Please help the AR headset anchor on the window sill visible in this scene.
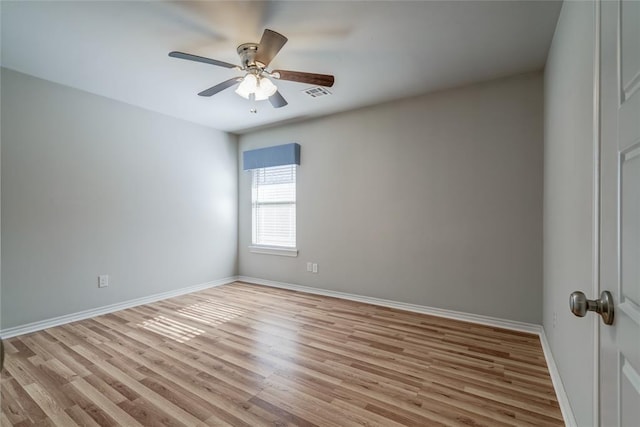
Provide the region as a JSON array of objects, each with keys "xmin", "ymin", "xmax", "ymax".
[{"xmin": 248, "ymin": 245, "xmax": 298, "ymax": 257}]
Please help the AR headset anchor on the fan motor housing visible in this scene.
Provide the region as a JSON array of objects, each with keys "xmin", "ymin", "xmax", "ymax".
[{"xmin": 237, "ymin": 43, "xmax": 263, "ymax": 72}]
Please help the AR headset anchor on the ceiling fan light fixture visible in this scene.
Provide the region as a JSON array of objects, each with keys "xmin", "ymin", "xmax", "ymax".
[
  {"xmin": 235, "ymin": 74, "xmax": 277, "ymax": 101},
  {"xmin": 255, "ymin": 77, "xmax": 278, "ymax": 100},
  {"xmin": 235, "ymin": 74, "xmax": 258, "ymax": 99}
]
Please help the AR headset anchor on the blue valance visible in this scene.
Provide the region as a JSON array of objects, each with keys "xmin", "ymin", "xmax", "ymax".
[{"xmin": 243, "ymin": 143, "xmax": 300, "ymax": 170}]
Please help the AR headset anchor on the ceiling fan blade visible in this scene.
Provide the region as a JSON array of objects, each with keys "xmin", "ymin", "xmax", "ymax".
[
  {"xmin": 255, "ymin": 29, "xmax": 288, "ymax": 67},
  {"xmin": 273, "ymin": 70, "xmax": 334, "ymax": 87},
  {"xmin": 269, "ymin": 91, "xmax": 288, "ymax": 108},
  {"xmin": 169, "ymin": 51, "xmax": 238, "ymax": 69},
  {"xmin": 197, "ymin": 77, "xmax": 242, "ymax": 97}
]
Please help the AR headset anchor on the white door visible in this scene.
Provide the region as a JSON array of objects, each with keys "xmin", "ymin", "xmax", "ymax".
[{"xmin": 599, "ymin": 0, "xmax": 640, "ymax": 425}]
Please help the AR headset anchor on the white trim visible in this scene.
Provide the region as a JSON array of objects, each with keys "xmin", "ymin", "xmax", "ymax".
[
  {"xmin": 622, "ymin": 69, "xmax": 640, "ymax": 100},
  {"xmin": 248, "ymin": 245, "xmax": 298, "ymax": 257},
  {"xmin": 592, "ymin": 0, "xmax": 602, "ymax": 424},
  {"xmin": 238, "ymin": 276, "xmax": 540, "ymax": 333},
  {"xmin": 623, "ymin": 143, "xmax": 640, "ymax": 161},
  {"xmin": 0, "ymin": 276, "xmax": 239, "ymax": 339},
  {"xmin": 0, "ymin": 274, "xmax": 578, "ymax": 425},
  {"xmin": 239, "ymin": 275, "xmax": 577, "ymax": 425},
  {"xmin": 540, "ymin": 327, "xmax": 579, "ymax": 427},
  {"xmin": 622, "ymin": 358, "xmax": 640, "ymax": 396},
  {"xmin": 619, "ymin": 300, "xmax": 640, "ymax": 325}
]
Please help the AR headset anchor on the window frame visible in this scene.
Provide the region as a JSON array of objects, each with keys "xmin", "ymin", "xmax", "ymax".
[{"xmin": 249, "ymin": 164, "xmax": 298, "ymax": 257}]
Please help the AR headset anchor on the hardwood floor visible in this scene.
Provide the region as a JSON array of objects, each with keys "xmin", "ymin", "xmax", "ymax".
[{"xmin": 1, "ymin": 282, "xmax": 563, "ymax": 426}]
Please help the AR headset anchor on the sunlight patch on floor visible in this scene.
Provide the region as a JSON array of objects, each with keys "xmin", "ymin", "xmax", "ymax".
[
  {"xmin": 139, "ymin": 315, "xmax": 205, "ymax": 343},
  {"xmin": 177, "ymin": 299, "xmax": 245, "ymax": 326}
]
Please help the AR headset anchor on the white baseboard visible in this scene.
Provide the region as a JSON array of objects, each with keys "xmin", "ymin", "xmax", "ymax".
[
  {"xmin": 0, "ymin": 273, "xmax": 577, "ymax": 426},
  {"xmin": 239, "ymin": 275, "xmax": 576, "ymax": 426},
  {"xmin": 238, "ymin": 276, "xmax": 541, "ymax": 333},
  {"xmin": 539, "ymin": 327, "xmax": 578, "ymax": 427},
  {"xmin": 0, "ymin": 276, "xmax": 239, "ymax": 339}
]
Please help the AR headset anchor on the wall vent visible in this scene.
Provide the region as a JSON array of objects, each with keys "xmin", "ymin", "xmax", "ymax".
[{"xmin": 303, "ymin": 87, "xmax": 332, "ymax": 98}]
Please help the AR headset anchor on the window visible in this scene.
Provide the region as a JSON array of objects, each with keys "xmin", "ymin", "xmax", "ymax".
[
  {"xmin": 243, "ymin": 142, "xmax": 299, "ymax": 256},
  {"xmin": 251, "ymin": 164, "xmax": 296, "ymax": 248}
]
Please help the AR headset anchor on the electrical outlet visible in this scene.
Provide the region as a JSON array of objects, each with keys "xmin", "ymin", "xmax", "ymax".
[
  {"xmin": 307, "ymin": 262, "xmax": 313, "ymax": 272},
  {"xmin": 98, "ymin": 275, "xmax": 109, "ymax": 288},
  {"xmin": 312, "ymin": 263, "xmax": 318, "ymax": 273}
]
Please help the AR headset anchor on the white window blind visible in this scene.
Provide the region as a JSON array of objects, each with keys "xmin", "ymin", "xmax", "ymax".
[{"xmin": 252, "ymin": 164, "xmax": 296, "ymax": 248}]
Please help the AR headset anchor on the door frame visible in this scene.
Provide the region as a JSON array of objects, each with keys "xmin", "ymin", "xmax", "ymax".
[{"xmin": 591, "ymin": 0, "xmax": 602, "ymax": 424}]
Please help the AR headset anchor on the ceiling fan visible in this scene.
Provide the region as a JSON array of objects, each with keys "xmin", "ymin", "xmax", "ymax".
[{"xmin": 169, "ymin": 29, "xmax": 335, "ymax": 109}]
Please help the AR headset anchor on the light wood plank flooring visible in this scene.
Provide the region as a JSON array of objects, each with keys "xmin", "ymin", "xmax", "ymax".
[{"xmin": 1, "ymin": 282, "xmax": 563, "ymax": 426}]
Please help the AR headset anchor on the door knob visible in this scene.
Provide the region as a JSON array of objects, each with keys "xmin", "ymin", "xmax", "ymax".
[{"xmin": 569, "ymin": 291, "xmax": 614, "ymax": 325}]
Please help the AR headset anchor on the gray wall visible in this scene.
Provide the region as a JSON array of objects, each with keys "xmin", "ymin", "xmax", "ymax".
[
  {"xmin": 239, "ymin": 72, "xmax": 544, "ymax": 324},
  {"xmin": 543, "ymin": 1, "xmax": 596, "ymax": 425},
  {"xmin": 1, "ymin": 68, "xmax": 238, "ymax": 330}
]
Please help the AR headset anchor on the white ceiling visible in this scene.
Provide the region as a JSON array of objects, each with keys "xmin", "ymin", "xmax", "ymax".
[{"xmin": 1, "ymin": 1, "xmax": 562, "ymax": 134}]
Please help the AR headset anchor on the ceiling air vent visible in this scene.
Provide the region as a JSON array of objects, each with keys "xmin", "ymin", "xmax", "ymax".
[{"xmin": 303, "ymin": 87, "xmax": 332, "ymax": 98}]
